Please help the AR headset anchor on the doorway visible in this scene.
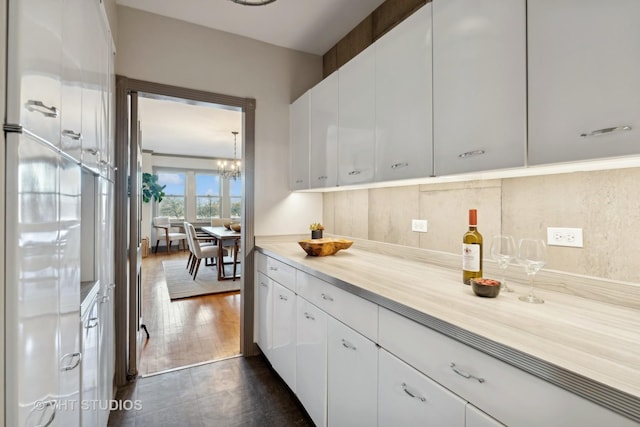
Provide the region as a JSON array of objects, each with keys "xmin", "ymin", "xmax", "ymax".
[{"xmin": 113, "ymin": 77, "xmax": 257, "ymax": 385}]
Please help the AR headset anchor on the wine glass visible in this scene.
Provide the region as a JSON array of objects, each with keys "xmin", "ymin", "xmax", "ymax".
[
  {"xmin": 490, "ymin": 235, "xmax": 516, "ymax": 292},
  {"xmin": 516, "ymin": 238, "xmax": 547, "ymax": 304}
]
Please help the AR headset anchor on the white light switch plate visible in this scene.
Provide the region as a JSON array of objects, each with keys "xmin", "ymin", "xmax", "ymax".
[
  {"xmin": 412, "ymin": 219, "xmax": 428, "ymax": 233},
  {"xmin": 547, "ymin": 227, "xmax": 583, "ymax": 247}
]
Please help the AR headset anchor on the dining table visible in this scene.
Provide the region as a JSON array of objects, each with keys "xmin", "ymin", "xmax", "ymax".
[{"xmin": 201, "ymin": 226, "xmax": 241, "ymax": 281}]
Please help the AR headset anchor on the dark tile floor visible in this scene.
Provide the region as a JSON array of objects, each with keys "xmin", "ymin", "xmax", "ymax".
[{"xmin": 107, "ymin": 355, "xmax": 314, "ymax": 427}]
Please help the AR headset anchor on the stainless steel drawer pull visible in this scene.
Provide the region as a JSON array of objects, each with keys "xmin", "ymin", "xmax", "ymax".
[
  {"xmin": 260, "ymin": 282, "xmax": 268, "ymax": 288},
  {"xmin": 348, "ymin": 170, "xmax": 361, "ymax": 176},
  {"xmin": 84, "ymin": 148, "xmax": 99, "ymax": 156},
  {"xmin": 458, "ymin": 149, "xmax": 486, "ymax": 159},
  {"xmin": 401, "ymin": 382, "xmax": 426, "ymax": 402},
  {"xmin": 60, "ymin": 352, "xmax": 82, "ymax": 371},
  {"xmin": 580, "ymin": 126, "xmax": 631, "ymax": 138},
  {"xmin": 62, "ymin": 129, "xmax": 82, "ymax": 140},
  {"xmin": 341, "ymin": 339, "xmax": 356, "ymax": 351},
  {"xmin": 321, "ymin": 293, "xmax": 334, "ymax": 302},
  {"xmin": 304, "ymin": 312, "xmax": 315, "ymax": 321},
  {"xmin": 318, "ymin": 176, "xmax": 328, "ymax": 180},
  {"xmin": 25, "ymin": 99, "xmax": 58, "ymax": 118},
  {"xmin": 450, "ymin": 362, "xmax": 485, "ymax": 383},
  {"xmin": 391, "ymin": 162, "xmax": 409, "ymax": 169},
  {"xmin": 295, "ymin": 179, "xmax": 304, "ymax": 184},
  {"xmin": 269, "ymin": 266, "xmax": 278, "ymax": 271},
  {"xmin": 279, "ymin": 294, "xmax": 288, "ymax": 301}
]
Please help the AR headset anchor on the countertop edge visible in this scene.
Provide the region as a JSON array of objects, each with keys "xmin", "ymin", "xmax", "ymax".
[{"xmin": 256, "ymin": 245, "xmax": 640, "ymax": 423}]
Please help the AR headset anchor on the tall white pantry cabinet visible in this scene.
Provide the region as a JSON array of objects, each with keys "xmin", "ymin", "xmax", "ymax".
[{"xmin": 3, "ymin": 0, "xmax": 116, "ymax": 426}]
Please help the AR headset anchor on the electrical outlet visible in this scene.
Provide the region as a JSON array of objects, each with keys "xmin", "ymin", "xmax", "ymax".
[
  {"xmin": 412, "ymin": 219, "xmax": 428, "ymax": 233},
  {"xmin": 547, "ymin": 227, "xmax": 583, "ymax": 248}
]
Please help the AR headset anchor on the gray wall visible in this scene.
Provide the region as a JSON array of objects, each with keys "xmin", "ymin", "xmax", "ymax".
[{"xmin": 115, "ymin": 6, "xmax": 324, "ymax": 235}]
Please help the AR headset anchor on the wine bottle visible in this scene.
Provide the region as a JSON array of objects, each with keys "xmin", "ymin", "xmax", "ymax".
[{"xmin": 462, "ymin": 209, "xmax": 483, "ymax": 285}]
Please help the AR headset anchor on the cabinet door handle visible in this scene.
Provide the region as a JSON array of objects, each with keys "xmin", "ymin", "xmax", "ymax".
[
  {"xmin": 580, "ymin": 125, "xmax": 631, "ymax": 138},
  {"xmin": 269, "ymin": 266, "xmax": 278, "ymax": 271},
  {"xmin": 317, "ymin": 176, "xmax": 328, "ymax": 180},
  {"xmin": 401, "ymin": 382, "xmax": 426, "ymax": 402},
  {"xmin": 348, "ymin": 169, "xmax": 361, "ymax": 176},
  {"xmin": 321, "ymin": 293, "xmax": 334, "ymax": 302},
  {"xmin": 450, "ymin": 362, "xmax": 485, "ymax": 383},
  {"xmin": 458, "ymin": 149, "xmax": 486, "ymax": 159},
  {"xmin": 84, "ymin": 148, "xmax": 100, "ymax": 156},
  {"xmin": 25, "ymin": 99, "xmax": 58, "ymax": 118},
  {"xmin": 30, "ymin": 399, "xmax": 56, "ymax": 427},
  {"xmin": 62, "ymin": 129, "xmax": 82, "ymax": 140},
  {"xmin": 60, "ymin": 352, "xmax": 82, "ymax": 371},
  {"xmin": 86, "ymin": 317, "xmax": 99, "ymax": 329},
  {"xmin": 304, "ymin": 312, "xmax": 315, "ymax": 321},
  {"xmin": 391, "ymin": 162, "xmax": 409, "ymax": 169},
  {"xmin": 279, "ymin": 294, "xmax": 288, "ymax": 301},
  {"xmin": 100, "ymin": 294, "xmax": 110, "ymax": 303},
  {"xmin": 341, "ymin": 339, "xmax": 356, "ymax": 351},
  {"xmin": 295, "ymin": 179, "xmax": 304, "ymax": 184},
  {"xmin": 260, "ymin": 281, "xmax": 269, "ymax": 288}
]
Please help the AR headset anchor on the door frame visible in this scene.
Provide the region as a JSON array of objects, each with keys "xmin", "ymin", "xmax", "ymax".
[{"xmin": 114, "ymin": 76, "xmax": 257, "ymax": 386}]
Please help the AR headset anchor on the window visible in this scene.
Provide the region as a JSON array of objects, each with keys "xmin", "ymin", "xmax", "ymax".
[
  {"xmin": 196, "ymin": 173, "xmax": 221, "ymax": 219},
  {"xmin": 157, "ymin": 171, "xmax": 186, "ymax": 219},
  {"xmin": 230, "ymin": 178, "xmax": 242, "ymax": 218}
]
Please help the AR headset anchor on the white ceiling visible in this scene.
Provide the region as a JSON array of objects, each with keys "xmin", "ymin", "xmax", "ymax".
[
  {"xmin": 122, "ymin": 0, "xmax": 386, "ymax": 159},
  {"xmin": 116, "ymin": 0, "xmax": 386, "ymax": 55},
  {"xmin": 138, "ymin": 95, "xmax": 243, "ymax": 159}
]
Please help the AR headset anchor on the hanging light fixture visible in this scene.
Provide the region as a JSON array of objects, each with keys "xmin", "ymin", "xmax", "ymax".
[
  {"xmin": 228, "ymin": 0, "xmax": 278, "ymax": 6},
  {"xmin": 218, "ymin": 131, "xmax": 242, "ymax": 181}
]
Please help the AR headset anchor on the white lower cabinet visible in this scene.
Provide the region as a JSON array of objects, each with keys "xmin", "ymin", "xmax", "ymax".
[
  {"xmin": 271, "ymin": 281, "xmax": 297, "ymax": 392},
  {"xmin": 296, "ymin": 297, "xmax": 328, "ymax": 427},
  {"xmin": 466, "ymin": 404, "xmax": 504, "ymax": 427},
  {"xmin": 81, "ymin": 294, "xmax": 100, "ymax": 427},
  {"xmin": 256, "ymin": 272, "xmax": 273, "ymax": 359},
  {"xmin": 378, "ymin": 349, "xmax": 465, "ymax": 426},
  {"xmin": 378, "ymin": 307, "xmax": 637, "ymax": 427},
  {"xmin": 327, "ymin": 317, "xmax": 378, "ymax": 427}
]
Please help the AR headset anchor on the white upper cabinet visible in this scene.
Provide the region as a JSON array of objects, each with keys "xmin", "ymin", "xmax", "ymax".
[
  {"xmin": 433, "ymin": 0, "xmax": 526, "ymax": 175},
  {"xmin": 339, "ymin": 44, "xmax": 376, "ymax": 185},
  {"xmin": 60, "ymin": 0, "xmax": 85, "ymax": 163},
  {"xmin": 310, "ymin": 72, "xmax": 339, "ymax": 188},
  {"xmin": 6, "ymin": 0, "xmax": 63, "ymax": 144},
  {"xmin": 527, "ymin": 0, "xmax": 640, "ymax": 165},
  {"xmin": 375, "ymin": 5, "xmax": 434, "ymax": 182},
  {"xmin": 290, "ymin": 91, "xmax": 311, "ymax": 190}
]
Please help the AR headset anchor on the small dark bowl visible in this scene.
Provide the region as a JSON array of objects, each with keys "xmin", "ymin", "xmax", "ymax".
[{"xmin": 471, "ymin": 278, "xmax": 501, "ymax": 298}]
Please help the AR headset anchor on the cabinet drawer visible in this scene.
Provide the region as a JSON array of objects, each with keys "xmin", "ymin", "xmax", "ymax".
[
  {"xmin": 379, "ymin": 307, "xmax": 635, "ymax": 427},
  {"xmin": 297, "ymin": 271, "xmax": 377, "ymax": 341},
  {"xmin": 379, "ymin": 349, "xmax": 465, "ymax": 427},
  {"xmin": 263, "ymin": 256, "xmax": 296, "ymax": 291}
]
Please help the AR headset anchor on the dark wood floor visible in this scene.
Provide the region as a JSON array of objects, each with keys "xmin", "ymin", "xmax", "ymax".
[
  {"xmin": 139, "ymin": 249, "xmax": 241, "ymax": 375},
  {"xmin": 108, "ymin": 355, "xmax": 314, "ymax": 427}
]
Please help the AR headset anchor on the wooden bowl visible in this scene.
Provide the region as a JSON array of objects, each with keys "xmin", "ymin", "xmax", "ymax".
[
  {"xmin": 471, "ymin": 278, "xmax": 501, "ymax": 298},
  {"xmin": 298, "ymin": 238, "xmax": 353, "ymax": 257},
  {"xmin": 231, "ymin": 223, "xmax": 241, "ymax": 232}
]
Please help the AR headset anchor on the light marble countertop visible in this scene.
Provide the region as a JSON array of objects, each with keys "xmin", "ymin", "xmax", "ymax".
[{"xmin": 256, "ymin": 235, "xmax": 640, "ymax": 422}]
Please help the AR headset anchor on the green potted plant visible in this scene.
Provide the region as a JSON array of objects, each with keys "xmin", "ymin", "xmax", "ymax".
[
  {"xmin": 142, "ymin": 172, "xmax": 166, "ymax": 203},
  {"xmin": 310, "ymin": 222, "xmax": 324, "ymax": 239}
]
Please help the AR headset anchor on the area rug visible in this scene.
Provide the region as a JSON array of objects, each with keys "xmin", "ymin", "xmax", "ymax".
[{"xmin": 162, "ymin": 259, "xmax": 241, "ymax": 300}]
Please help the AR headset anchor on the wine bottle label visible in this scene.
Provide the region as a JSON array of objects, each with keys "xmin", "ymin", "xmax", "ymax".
[{"xmin": 462, "ymin": 243, "xmax": 480, "ymax": 272}]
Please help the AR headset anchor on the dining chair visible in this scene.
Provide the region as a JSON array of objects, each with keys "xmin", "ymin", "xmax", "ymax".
[
  {"xmin": 184, "ymin": 222, "xmax": 220, "ymax": 280},
  {"xmin": 153, "ymin": 216, "xmax": 187, "ymax": 253},
  {"xmin": 183, "ymin": 222, "xmax": 215, "ymax": 271},
  {"xmin": 232, "ymin": 238, "xmax": 241, "ymax": 281}
]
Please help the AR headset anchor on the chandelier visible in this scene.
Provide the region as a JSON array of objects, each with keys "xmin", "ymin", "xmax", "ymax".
[
  {"xmin": 228, "ymin": 0, "xmax": 278, "ymax": 5},
  {"xmin": 218, "ymin": 131, "xmax": 241, "ymax": 181}
]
